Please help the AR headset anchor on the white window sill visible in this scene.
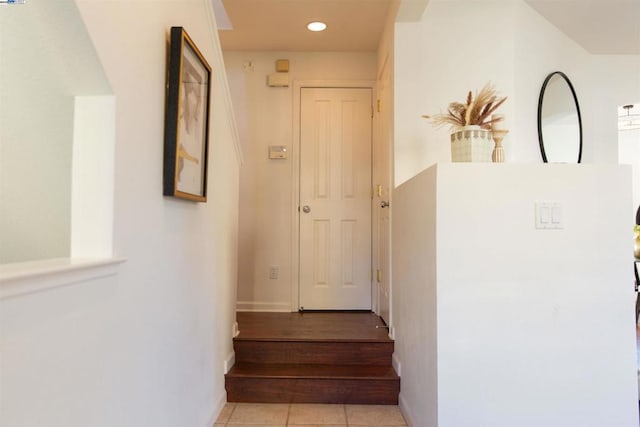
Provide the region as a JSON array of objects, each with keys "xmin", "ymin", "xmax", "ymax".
[{"xmin": 0, "ymin": 257, "xmax": 126, "ymax": 300}]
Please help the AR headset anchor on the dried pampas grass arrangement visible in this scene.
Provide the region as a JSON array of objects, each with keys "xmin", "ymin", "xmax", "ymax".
[{"xmin": 423, "ymin": 83, "xmax": 507, "ymax": 131}]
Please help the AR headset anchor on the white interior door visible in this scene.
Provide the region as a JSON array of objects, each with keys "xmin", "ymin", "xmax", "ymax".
[{"xmin": 299, "ymin": 87, "xmax": 372, "ymax": 310}]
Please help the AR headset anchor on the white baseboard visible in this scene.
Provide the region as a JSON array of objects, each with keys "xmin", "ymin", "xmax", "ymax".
[
  {"xmin": 236, "ymin": 301, "xmax": 291, "ymax": 312},
  {"xmin": 205, "ymin": 390, "xmax": 227, "ymax": 427},
  {"xmin": 392, "ymin": 353, "xmax": 402, "ymax": 377},
  {"xmin": 398, "ymin": 393, "xmax": 415, "ymax": 427},
  {"xmin": 232, "ymin": 321, "xmax": 239, "ymax": 338},
  {"xmin": 224, "ymin": 351, "xmax": 235, "ymax": 374}
]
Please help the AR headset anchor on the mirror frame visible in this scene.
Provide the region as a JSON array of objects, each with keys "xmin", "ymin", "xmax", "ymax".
[{"xmin": 537, "ymin": 71, "xmax": 583, "ymax": 163}]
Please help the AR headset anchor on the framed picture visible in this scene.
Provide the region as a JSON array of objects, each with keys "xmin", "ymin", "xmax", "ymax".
[{"xmin": 163, "ymin": 26, "xmax": 212, "ymax": 202}]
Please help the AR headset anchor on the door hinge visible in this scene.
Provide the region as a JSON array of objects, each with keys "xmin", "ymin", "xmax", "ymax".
[
  {"xmin": 371, "ymin": 105, "xmax": 374, "ymax": 118},
  {"xmin": 377, "ymin": 99, "xmax": 381, "ymax": 113},
  {"xmin": 376, "ymin": 269, "xmax": 382, "ymax": 283}
]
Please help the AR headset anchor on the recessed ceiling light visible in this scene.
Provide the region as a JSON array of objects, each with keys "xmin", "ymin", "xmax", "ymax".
[{"xmin": 307, "ymin": 21, "xmax": 327, "ymax": 32}]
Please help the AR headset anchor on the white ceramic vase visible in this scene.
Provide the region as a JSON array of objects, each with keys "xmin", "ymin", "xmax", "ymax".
[{"xmin": 450, "ymin": 125, "xmax": 493, "ymax": 162}]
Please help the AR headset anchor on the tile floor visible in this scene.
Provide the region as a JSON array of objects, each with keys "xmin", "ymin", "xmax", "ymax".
[{"xmin": 214, "ymin": 403, "xmax": 407, "ymax": 426}]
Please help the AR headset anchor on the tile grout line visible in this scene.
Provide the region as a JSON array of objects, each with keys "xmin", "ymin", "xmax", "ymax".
[
  {"xmin": 286, "ymin": 402, "xmax": 291, "ymax": 426},
  {"xmin": 224, "ymin": 402, "xmax": 235, "ymax": 426},
  {"xmin": 344, "ymin": 404, "xmax": 349, "ymax": 427}
]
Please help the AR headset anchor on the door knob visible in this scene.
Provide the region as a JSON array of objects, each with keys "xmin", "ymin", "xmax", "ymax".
[
  {"xmin": 302, "ymin": 205, "xmax": 311, "ymax": 213},
  {"xmin": 380, "ymin": 201, "xmax": 390, "ymax": 208}
]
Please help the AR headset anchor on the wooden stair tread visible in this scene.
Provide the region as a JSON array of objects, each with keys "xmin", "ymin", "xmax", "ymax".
[
  {"xmin": 234, "ymin": 337, "xmax": 392, "ymax": 343},
  {"xmin": 227, "ymin": 363, "xmax": 399, "ymax": 380},
  {"xmin": 236, "ymin": 312, "xmax": 391, "ymax": 341}
]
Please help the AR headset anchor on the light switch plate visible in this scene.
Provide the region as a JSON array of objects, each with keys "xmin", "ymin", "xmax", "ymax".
[{"xmin": 536, "ymin": 202, "xmax": 563, "ymax": 229}]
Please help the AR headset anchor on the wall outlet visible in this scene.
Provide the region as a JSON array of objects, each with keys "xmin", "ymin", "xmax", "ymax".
[{"xmin": 269, "ymin": 266, "xmax": 279, "ymax": 279}]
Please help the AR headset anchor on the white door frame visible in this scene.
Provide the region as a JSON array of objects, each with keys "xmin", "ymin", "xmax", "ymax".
[
  {"xmin": 373, "ymin": 53, "xmax": 394, "ymax": 327},
  {"xmin": 291, "ymin": 79, "xmax": 376, "ymax": 311}
]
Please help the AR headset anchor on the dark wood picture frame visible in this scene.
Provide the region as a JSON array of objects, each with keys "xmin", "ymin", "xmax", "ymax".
[{"xmin": 163, "ymin": 26, "xmax": 212, "ymax": 202}]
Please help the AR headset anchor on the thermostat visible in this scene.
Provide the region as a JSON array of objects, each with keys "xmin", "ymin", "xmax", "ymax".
[
  {"xmin": 269, "ymin": 145, "xmax": 288, "ymax": 159},
  {"xmin": 267, "ymin": 73, "xmax": 289, "ymax": 87}
]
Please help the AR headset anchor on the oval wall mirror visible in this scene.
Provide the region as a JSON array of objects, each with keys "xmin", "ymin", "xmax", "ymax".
[{"xmin": 537, "ymin": 71, "xmax": 583, "ymax": 163}]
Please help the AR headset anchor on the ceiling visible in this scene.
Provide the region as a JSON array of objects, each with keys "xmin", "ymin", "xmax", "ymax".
[
  {"xmin": 524, "ymin": 0, "xmax": 640, "ymax": 55},
  {"xmin": 216, "ymin": 0, "xmax": 640, "ymax": 55},
  {"xmin": 217, "ymin": 0, "xmax": 395, "ymax": 52}
]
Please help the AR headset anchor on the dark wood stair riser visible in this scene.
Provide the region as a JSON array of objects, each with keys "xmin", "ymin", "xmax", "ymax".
[
  {"xmin": 226, "ymin": 377, "xmax": 399, "ymax": 405},
  {"xmin": 225, "ymin": 312, "xmax": 400, "ymax": 405},
  {"xmin": 234, "ymin": 340, "xmax": 394, "ymax": 365}
]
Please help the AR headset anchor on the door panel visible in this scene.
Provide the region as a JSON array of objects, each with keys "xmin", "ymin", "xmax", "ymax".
[{"xmin": 299, "ymin": 87, "xmax": 372, "ymax": 310}]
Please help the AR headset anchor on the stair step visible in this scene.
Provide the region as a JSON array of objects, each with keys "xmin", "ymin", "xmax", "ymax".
[
  {"xmin": 225, "ymin": 363, "xmax": 400, "ymax": 404},
  {"xmin": 226, "ymin": 312, "xmax": 400, "ymax": 405},
  {"xmin": 234, "ymin": 340, "xmax": 394, "ymax": 365},
  {"xmin": 228, "ymin": 363, "xmax": 399, "ymax": 379}
]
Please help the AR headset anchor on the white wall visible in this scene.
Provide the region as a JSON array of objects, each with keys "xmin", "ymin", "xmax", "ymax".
[
  {"xmin": 594, "ymin": 55, "xmax": 640, "ymax": 216},
  {"xmin": 393, "ymin": 163, "xmax": 638, "ymax": 427},
  {"xmin": 392, "ymin": 2, "xmax": 640, "ymax": 425},
  {"xmin": 391, "ymin": 166, "xmax": 437, "ymax": 427},
  {"xmin": 512, "ymin": 2, "xmax": 640, "ymax": 166},
  {"xmin": 0, "ymin": 0, "xmax": 111, "ymax": 263},
  {"xmin": 619, "ymin": 128, "xmax": 640, "ymax": 214},
  {"xmin": 394, "ymin": 0, "xmax": 640, "ymax": 185},
  {"xmin": 224, "ymin": 51, "xmax": 377, "ymax": 311},
  {"xmin": 591, "ymin": 56, "xmax": 640, "ymax": 165},
  {"xmin": 394, "ymin": 0, "xmax": 516, "ymax": 185},
  {"xmin": 511, "ymin": 0, "xmax": 592, "ymax": 163},
  {"xmin": 0, "ymin": 1, "xmax": 241, "ymax": 426}
]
